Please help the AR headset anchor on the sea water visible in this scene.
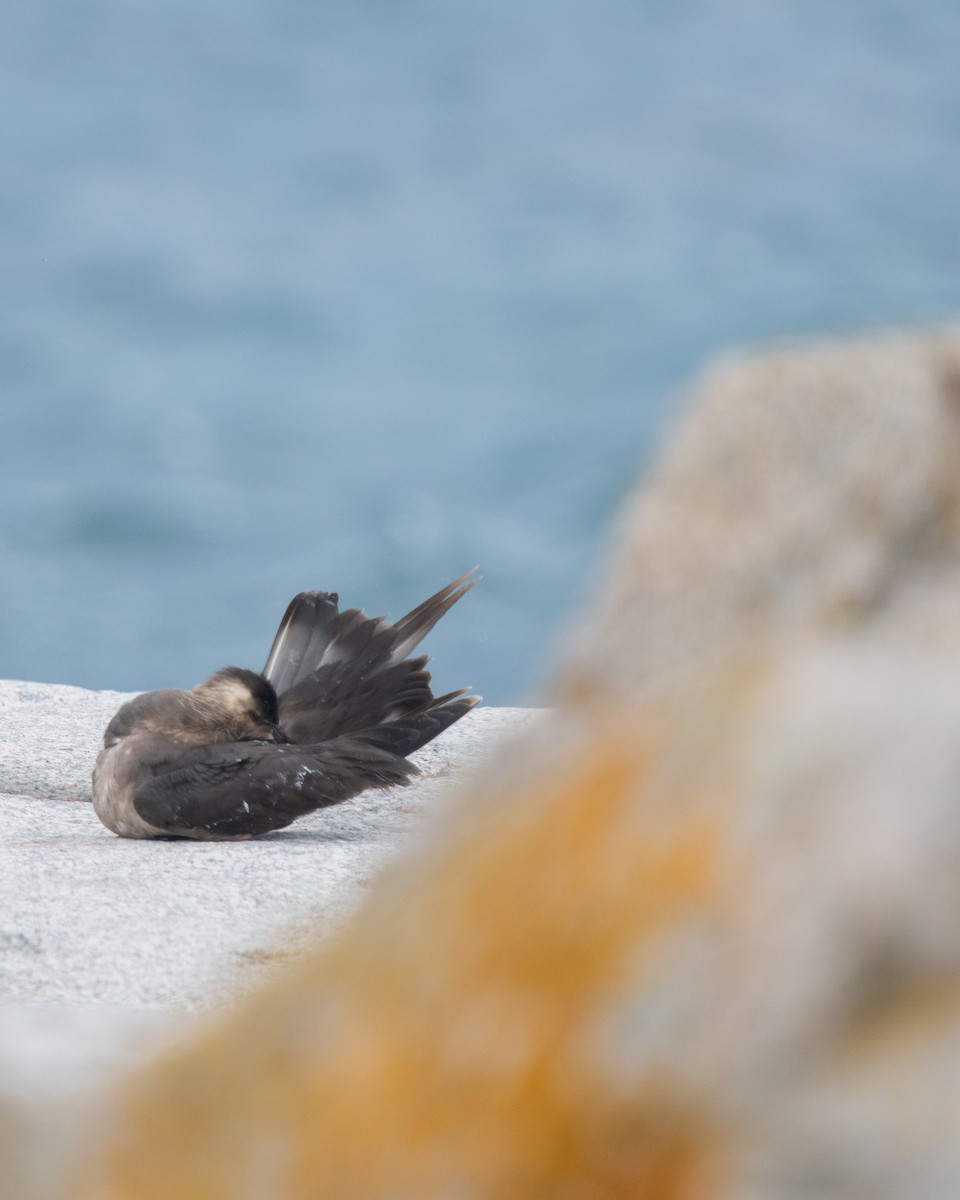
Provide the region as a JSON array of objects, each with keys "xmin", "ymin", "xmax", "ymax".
[{"xmin": 1, "ymin": 0, "xmax": 959, "ymax": 703}]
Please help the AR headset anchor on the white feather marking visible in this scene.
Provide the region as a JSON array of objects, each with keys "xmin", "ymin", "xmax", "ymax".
[{"xmin": 293, "ymin": 764, "xmax": 314, "ymax": 792}]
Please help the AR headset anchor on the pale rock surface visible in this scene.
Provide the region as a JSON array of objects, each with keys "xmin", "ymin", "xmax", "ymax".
[
  {"xmin": 0, "ymin": 683, "xmax": 536, "ymax": 1199},
  {"xmin": 0, "ymin": 683, "xmax": 534, "ymax": 1009}
]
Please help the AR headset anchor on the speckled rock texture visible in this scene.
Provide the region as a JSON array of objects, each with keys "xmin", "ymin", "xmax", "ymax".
[
  {"xmin": 20, "ymin": 324, "xmax": 960, "ymax": 1199},
  {"xmin": 0, "ymin": 683, "xmax": 536, "ymax": 1200},
  {"xmin": 0, "ymin": 680, "xmax": 533, "ymax": 1010}
]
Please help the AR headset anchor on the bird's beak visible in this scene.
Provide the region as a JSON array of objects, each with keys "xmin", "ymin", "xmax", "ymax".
[{"xmin": 270, "ymin": 723, "xmax": 290, "ymax": 744}]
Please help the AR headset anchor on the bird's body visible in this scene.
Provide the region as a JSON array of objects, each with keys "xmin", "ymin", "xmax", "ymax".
[{"xmin": 92, "ymin": 571, "xmax": 479, "ymax": 840}]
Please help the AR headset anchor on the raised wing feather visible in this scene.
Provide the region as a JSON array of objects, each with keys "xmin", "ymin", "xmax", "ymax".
[
  {"xmin": 261, "ymin": 590, "xmax": 342, "ymax": 695},
  {"xmin": 262, "ymin": 569, "xmax": 478, "ymax": 696},
  {"xmin": 262, "ymin": 570, "xmax": 480, "ymax": 747}
]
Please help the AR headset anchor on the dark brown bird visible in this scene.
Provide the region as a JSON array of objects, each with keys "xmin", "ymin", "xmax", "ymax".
[{"xmin": 92, "ymin": 570, "xmax": 479, "ymax": 840}]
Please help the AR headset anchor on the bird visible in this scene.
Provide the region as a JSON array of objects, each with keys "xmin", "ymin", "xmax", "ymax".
[{"xmin": 92, "ymin": 570, "xmax": 480, "ymax": 840}]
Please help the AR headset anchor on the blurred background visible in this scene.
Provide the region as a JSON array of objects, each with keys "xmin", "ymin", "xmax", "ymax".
[{"xmin": 1, "ymin": 0, "xmax": 959, "ymax": 704}]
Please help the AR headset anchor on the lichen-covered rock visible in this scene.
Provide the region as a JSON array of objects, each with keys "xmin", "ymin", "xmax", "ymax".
[
  {"xmin": 75, "ymin": 325, "xmax": 960, "ymax": 1200},
  {"xmin": 556, "ymin": 324, "xmax": 960, "ymax": 701}
]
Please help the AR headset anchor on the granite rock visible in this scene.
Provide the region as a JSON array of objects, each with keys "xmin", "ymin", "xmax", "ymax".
[
  {"xmin": 0, "ymin": 680, "xmax": 129, "ymax": 803},
  {"xmin": 0, "ymin": 685, "xmax": 535, "ymax": 1199},
  {"xmin": 0, "ymin": 685, "xmax": 534, "ymax": 1010}
]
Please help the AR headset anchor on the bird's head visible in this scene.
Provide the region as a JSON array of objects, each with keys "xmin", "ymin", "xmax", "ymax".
[{"xmin": 192, "ymin": 668, "xmax": 289, "ymax": 743}]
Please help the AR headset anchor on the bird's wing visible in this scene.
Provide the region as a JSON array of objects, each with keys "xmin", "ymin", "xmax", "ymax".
[
  {"xmin": 341, "ymin": 691, "xmax": 481, "ymax": 759},
  {"xmin": 261, "ymin": 590, "xmax": 342, "ymax": 695},
  {"xmin": 383, "ymin": 568, "xmax": 480, "ymax": 662},
  {"xmin": 263, "ymin": 569, "xmax": 480, "ymax": 744},
  {"xmin": 262, "ymin": 569, "xmax": 479, "ymax": 696},
  {"xmin": 131, "ymin": 738, "xmax": 416, "ymax": 839}
]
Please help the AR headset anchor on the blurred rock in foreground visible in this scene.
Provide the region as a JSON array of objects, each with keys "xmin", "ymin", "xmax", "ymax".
[{"xmin": 75, "ymin": 325, "xmax": 960, "ymax": 1200}]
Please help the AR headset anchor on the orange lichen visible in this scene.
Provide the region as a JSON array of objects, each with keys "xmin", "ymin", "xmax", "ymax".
[{"xmin": 77, "ymin": 724, "xmax": 729, "ymax": 1200}]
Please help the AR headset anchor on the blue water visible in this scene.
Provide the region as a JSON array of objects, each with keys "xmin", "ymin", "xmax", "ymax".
[{"xmin": 2, "ymin": 1, "xmax": 960, "ymax": 703}]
